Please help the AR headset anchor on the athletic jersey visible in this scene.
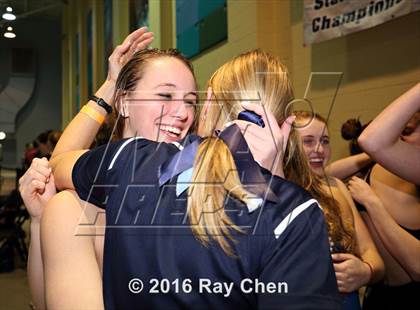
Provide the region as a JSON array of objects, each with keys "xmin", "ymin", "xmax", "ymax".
[{"xmin": 72, "ymin": 135, "xmax": 341, "ymax": 309}]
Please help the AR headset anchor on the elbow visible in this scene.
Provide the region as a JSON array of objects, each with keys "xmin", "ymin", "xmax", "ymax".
[
  {"xmin": 364, "ymin": 250, "xmax": 385, "ymax": 284},
  {"xmin": 412, "ymin": 274, "xmax": 420, "ymax": 282},
  {"xmin": 397, "ymin": 253, "xmax": 420, "ymax": 281},
  {"xmin": 373, "ymin": 260, "xmax": 385, "ymax": 284},
  {"xmin": 49, "ymin": 155, "xmax": 70, "ymax": 191},
  {"xmin": 49, "ymin": 156, "xmax": 59, "ymax": 172},
  {"xmin": 54, "ymin": 181, "xmax": 65, "ymax": 192},
  {"xmin": 410, "ymin": 266, "xmax": 420, "ymax": 282},
  {"xmin": 358, "ymin": 134, "xmax": 376, "ymax": 154},
  {"xmin": 53, "ymin": 172, "xmax": 67, "ymax": 192},
  {"xmin": 368, "ymin": 256, "xmax": 385, "ymax": 284},
  {"xmin": 50, "ymin": 165, "xmax": 69, "ymax": 191}
]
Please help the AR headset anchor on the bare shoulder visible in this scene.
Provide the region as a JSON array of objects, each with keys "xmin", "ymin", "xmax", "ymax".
[
  {"xmin": 371, "ymin": 164, "xmax": 400, "ymax": 186},
  {"xmin": 41, "ymin": 190, "xmax": 88, "ymax": 231},
  {"xmin": 324, "ymin": 176, "xmax": 350, "ymax": 196},
  {"xmin": 322, "ymin": 176, "xmax": 354, "ymax": 220},
  {"xmin": 371, "ymin": 164, "xmax": 420, "ymax": 229},
  {"xmin": 43, "ymin": 190, "xmax": 80, "ymax": 213},
  {"xmin": 332, "ymin": 177, "xmax": 349, "ymax": 192},
  {"xmin": 371, "ymin": 164, "xmax": 418, "ymax": 195}
]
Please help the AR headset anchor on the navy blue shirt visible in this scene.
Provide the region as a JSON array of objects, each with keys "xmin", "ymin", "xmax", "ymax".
[{"xmin": 73, "ymin": 136, "xmax": 341, "ymax": 309}]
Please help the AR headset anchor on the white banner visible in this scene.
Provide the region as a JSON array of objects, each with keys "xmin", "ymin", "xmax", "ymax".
[{"xmin": 304, "ymin": 0, "xmax": 420, "ymax": 45}]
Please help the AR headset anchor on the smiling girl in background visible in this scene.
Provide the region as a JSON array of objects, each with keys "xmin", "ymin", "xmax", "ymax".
[{"xmin": 295, "ymin": 111, "xmax": 384, "ymax": 310}]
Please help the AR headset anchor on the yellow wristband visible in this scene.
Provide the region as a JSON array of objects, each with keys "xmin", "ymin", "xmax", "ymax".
[{"xmin": 81, "ymin": 105, "xmax": 106, "ymax": 125}]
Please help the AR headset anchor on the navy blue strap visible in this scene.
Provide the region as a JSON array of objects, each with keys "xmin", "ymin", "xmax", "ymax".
[
  {"xmin": 218, "ymin": 125, "xmax": 278, "ymax": 202},
  {"xmin": 238, "ymin": 110, "xmax": 265, "ymax": 128},
  {"xmin": 158, "ymin": 125, "xmax": 279, "ymax": 203},
  {"xmin": 158, "ymin": 138, "xmax": 201, "ymax": 186}
]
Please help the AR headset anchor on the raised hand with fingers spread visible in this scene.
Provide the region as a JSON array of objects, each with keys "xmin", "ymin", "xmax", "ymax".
[{"xmin": 107, "ymin": 27, "xmax": 154, "ymax": 83}]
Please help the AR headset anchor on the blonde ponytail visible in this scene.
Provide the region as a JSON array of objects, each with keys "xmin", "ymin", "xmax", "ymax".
[
  {"xmin": 192, "ymin": 49, "xmax": 356, "ymax": 256},
  {"xmin": 188, "ymin": 137, "xmax": 251, "ymax": 256}
]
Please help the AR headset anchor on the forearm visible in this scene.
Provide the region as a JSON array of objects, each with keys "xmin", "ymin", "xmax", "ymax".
[
  {"xmin": 28, "ymin": 220, "xmax": 45, "ymax": 310},
  {"xmin": 365, "ymin": 198, "xmax": 420, "ymax": 281},
  {"xmin": 359, "ymin": 83, "xmax": 420, "ymax": 153},
  {"xmin": 360, "ymin": 249, "xmax": 385, "ymax": 284},
  {"xmin": 52, "ymin": 80, "xmax": 115, "ymax": 158},
  {"xmin": 50, "ymin": 150, "xmax": 87, "ymax": 190},
  {"xmin": 349, "ymin": 198, "xmax": 385, "ymax": 285},
  {"xmin": 326, "ymin": 153, "xmax": 371, "ymax": 179}
]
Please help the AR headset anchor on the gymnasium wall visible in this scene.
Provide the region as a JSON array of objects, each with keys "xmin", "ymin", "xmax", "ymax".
[{"xmin": 61, "ymin": 0, "xmax": 420, "ymax": 160}]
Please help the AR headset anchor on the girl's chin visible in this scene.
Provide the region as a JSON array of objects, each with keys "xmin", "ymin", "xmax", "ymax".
[{"xmin": 309, "ymin": 164, "xmax": 326, "ymax": 176}]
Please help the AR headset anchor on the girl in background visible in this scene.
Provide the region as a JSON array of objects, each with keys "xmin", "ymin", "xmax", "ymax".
[
  {"xmin": 295, "ymin": 111, "xmax": 384, "ymax": 310},
  {"xmin": 349, "ymin": 84, "xmax": 420, "ymax": 309}
]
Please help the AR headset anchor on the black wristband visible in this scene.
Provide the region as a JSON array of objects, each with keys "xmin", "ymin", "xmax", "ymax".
[{"xmin": 89, "ymin": 95, "xmax": 113, "ymax": 114}]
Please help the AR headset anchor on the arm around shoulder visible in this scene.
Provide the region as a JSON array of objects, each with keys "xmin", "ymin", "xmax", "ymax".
[{"xmin": 50, "ymin": 150, "xmax": 88, "ymax": 191}]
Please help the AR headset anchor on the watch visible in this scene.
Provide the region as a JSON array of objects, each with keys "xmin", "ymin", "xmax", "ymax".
[{"xmin": 89, "ymin": 95, "xmax": 113, "ymax": 114}]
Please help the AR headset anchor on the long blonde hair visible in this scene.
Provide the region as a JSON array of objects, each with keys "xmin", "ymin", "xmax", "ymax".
[
  {"xmin": 189, "ymin": 50, "xmax": 349, "ymax": 255},
  {"xmin": 294, "ymin": 111, "xmax": 357, "ymax": 254},
  {"xmin": 188, "ymin": 137, "xmax": 252, "ymax": 256}
]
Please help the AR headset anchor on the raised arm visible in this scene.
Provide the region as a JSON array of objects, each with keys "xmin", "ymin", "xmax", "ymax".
[
  {"xmin": 325, "ymin": 152, "xmax": 372, "ymax": 180},
  {"xmin": 18, "ymin": 158, "xmax": 56, "ymax": 310},
  {"xmin": 358, "ymin": 84, "xmax": 420, "ymax": 184},
  {"xmin": 231, "ymin": 101, "xmax": 295, "ymax": 178},
  {"xmin": 349, "ymin": 176, "xmax": 420, "ymax": 281},
  {"xmin": 51, "ymin": 28, "xmax": 152, "ymax": 187},
  {"xmin": 52, "ymin": 27, "xmax": 153, "ymax": 158},
  {"xmin": 19, "ymin": 27, "xmax": 152, "ymax": 310}
]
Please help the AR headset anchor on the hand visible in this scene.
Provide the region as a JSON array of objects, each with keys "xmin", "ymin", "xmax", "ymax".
[
  {"xmin": 231, "ymin": 102, "xmax": 295, "ymax": 177},
  {"xmin": 332, "ymin": 253, "xmax": 371, "ymax": 293},
  {"xmin": 107, "ymin": 27, "xmax": 154, "ymax": 83},
  {"xmin": 348, "ymin": 176, "xmax": 381, "ymax": 206},
  {"xmin": 18, "ymin": 158, "xmax": 56, "ymax": 222}
]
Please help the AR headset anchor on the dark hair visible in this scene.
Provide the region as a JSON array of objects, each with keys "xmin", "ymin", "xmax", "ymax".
[
  {"xmin": 341, "ymin": 118, "xmax": 370, "ymax": 155},
  {"xmin": 110, "ymin": 48, "xmax": 197, "ymax": 139},
  {"xmin": 91, "ymin": 123, "xmax": 113, "ymax": 148},
  {"xmin": 341, "ymin": 118, "xmax": 362, "ymax": 140},
  {"xmin": 47, "ymin": 130, "xmax": 62, "ymax": 149},
  {"xmin": 36, "ymin": 130, "xmax": 52, "ymax": 145}
]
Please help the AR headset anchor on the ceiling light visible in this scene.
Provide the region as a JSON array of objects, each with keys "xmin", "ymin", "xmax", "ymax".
[
  {"xmin": 2, "ymin": 6, "xmax": 16, "ymax": 21},
  {"xmin": 0, "ymin": 131, "xmax": 6, "ymax": 140},
  {"xmin": 4, "ymin": 26, "xmax": 16, "ymax": 38}
]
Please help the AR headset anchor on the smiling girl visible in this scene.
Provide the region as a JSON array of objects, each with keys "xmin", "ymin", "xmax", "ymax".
[{"xmin": 295, "ymin": 111, "xmax": 384, "ymax": 310}]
